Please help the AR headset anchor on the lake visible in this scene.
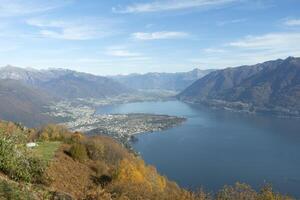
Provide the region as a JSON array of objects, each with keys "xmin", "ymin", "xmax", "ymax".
[{"xmin": 97, "ymin": 101, "xmax": 300, "ymax": 197}]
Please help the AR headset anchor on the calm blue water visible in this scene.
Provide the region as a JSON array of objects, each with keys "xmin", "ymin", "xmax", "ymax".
[{"xmin": 97, "ymin": 101, "xmax": 300, "ymax": 197}]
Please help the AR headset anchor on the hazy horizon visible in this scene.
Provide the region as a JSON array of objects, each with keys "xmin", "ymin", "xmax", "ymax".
[
  {"xmin": 0, "ymin": 0, "xmax": 300, "ymax": 75},
  {"xmin": 1, "ymin": 55, "xmax": 298, "ymax": 76}
]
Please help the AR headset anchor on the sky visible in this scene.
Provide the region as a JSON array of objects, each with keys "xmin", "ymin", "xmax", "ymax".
[{"xmin": 0, "ymin": 0, "xmax": 300, "ymax": 75}]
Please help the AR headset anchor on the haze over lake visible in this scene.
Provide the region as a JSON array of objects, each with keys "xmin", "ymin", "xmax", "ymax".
[{"xmin": 98, "ymin": 101, "xmax": 300, "ymax": 197}]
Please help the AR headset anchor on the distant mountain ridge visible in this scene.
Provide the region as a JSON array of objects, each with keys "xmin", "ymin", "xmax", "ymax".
[
  {"xmin": 0, "ymin": 66, "xmax": 132, "ymax": 99},
  {"xmin": 0, "ymin": 66, "xmax": 132, "ymax": 126},
  {"xmin": 178, "ymin": 57, "xmax": 300, "ymax": 116},
  {"xmin": 111, "ymin": 68, "xmax": 215, "ymax": 91}
]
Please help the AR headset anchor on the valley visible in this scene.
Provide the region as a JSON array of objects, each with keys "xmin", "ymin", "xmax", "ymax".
[
  {"xmin": 1, "ymin": 57, "xmax": 300, "ymax": 199},
  {"xmin": 1, "ymin": 1, "xmax": 299, "ymax": 199}
]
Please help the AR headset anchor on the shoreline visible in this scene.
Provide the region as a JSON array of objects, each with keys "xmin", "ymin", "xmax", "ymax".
[{"xmin": 181, "ymin": 99, "xmax": 300, "ymax": 119}]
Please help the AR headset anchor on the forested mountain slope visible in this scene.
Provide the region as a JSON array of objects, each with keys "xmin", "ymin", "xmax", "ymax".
[{"xmin": 178, "ymin": 57, "xmax": 300, "ymax": 116}]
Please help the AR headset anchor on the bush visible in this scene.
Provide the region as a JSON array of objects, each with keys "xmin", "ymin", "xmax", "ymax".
[
  {"xmin": 0, "ymin": 130, "xmax": 46, "ymax": 183},
  {"xmin": 38, "ymin": 124, "xmax": 71, "ymax": 142},
  {"xmin": 0, "ymin": 180, "xmax": 33, "ymax": 200},
  {"xmin": 85, "ymin": 136, "xmax": 129, "ymax": 165},
  {"xmin": 86, "ymin": 140, "xmax": 105, "ymax": 161},
  {"xmin": 258, "ymin": 184, "xmax": 294, "ymax": 200},
  {"xmin": 90, "ymin": 161, "xmax": 109, "ymax": 176},
  {"xmin": 92, "ymin": 175, "xmax": 112, "ymax": 187},
  {"xmin": 69, "ymin": 143, "xmax": 88, "ymax": 162},
  {"xmin": 96, "ymin": 136, "xmax": 129, "ymax": 165},
  {"xmin": 27, "ymin": 157, "xmax": 47, "ymax": 184},
  {"xmin": 71, "ymin": 132, "xmax": 84, "ymax": 143},
  {"xmin": 216, "ymin": 183, "xmax": 257, "ymax": 200}
]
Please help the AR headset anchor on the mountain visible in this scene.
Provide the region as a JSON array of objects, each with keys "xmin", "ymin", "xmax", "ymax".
[
  {"xmin": 0, "ymin": 79, "xmax": 55, "ymax": 127},
  {"xmin": 111, "ymin": 68, "xmax": 214, "ymax": 91},
  {"xmin": 0, "ymin": 66, "xmax": 132, "ymax": 126},
  {"xmin": 0, "ymin": 66, "xmax": 132, "ymax": 99},
  {"xmin": 0, "ymin": 65, "xmax": 64, "ymax": 84},
  {"xmin": 38, "ymin": 70, "xmax": 132, "ymax": 99},
  {"xmin": 178, "ymin": 57, "xmax": 300, "ymax": 116}
]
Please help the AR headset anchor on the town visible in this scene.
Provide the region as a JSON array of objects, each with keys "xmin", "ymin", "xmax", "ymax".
[{"xmin": 46, "ymin": 99, "xmax": 186, "ymax": 146}]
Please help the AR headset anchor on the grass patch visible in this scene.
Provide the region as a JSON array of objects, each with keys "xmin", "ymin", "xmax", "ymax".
[{"xmin": 33, "ymin": 142, "xmax": 61, "ymax": 162}]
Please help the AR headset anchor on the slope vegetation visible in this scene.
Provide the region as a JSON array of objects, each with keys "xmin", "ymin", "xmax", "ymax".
[{"xmin": 0, "ymin": 121, "xmax": 294, "ymax": 200}]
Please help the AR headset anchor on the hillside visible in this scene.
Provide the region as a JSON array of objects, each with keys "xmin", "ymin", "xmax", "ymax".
[
  {"xmin": 178, "ymin": 57, "xmax": 300, "ymax": 116},
  {"xmin": 111, "ymin": 69, "xmax": 214, "ymax": 91},
  {"xmin": 0, "ymin": 121, "xmax": 294, "ymax": 200},
  {"xmin": 0, "ymin": 80, "xmax": 55, "ymax": 127},
  {"xmin": 0, "ymin": 66, "xmax": 132, "ymax": 99}
]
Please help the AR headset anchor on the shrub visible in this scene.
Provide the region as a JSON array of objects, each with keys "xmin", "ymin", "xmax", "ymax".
[
  {"xmin": 69, "ymin": 143, "xmax": 88, "ymax": 162},
  {"xmin": 27, "ymin": 156, "xmax": 47, "ymax": 184},
  {"xmin": 38, "ymin": 124, "xmax": 71, "ymax": 142},
  {"xmin": 216, "ymin": 183, "xmax": 257, "ymax": 200},
  {"xmin": 86, "ymin": 140, "xmax": 105, "ymax": 161},
  {"xmin": 0, "ymin": 130, "xmax": 46, "ymax": 183},
  {"xmin": 26, "ymin": 129, "xmax": 39, "ymax": 142},
  {"xmin": 90, "ymin": 161, "xmax": 109, "ymax": 176},
  {"xmin": 0, "ymin": 180, "xmax": 33, "ymax": 200},
  {"xmin": 258, "ymin": 184, "xmax": 294, "ymax": 200},
  {"xmin": 84, "ymin": 136, "xmax": 129, "ymax": 165},
  {"xmin": 71, "ymin": 132, "xmax": 84, "ymax": 143},
  {"xmin": 92, "ymin": 175, "xmax": 112, "ymax": 187},
  {"xmin": 97, "ymin": 136, "xmax": 129, "ymax": 165},
  {"xmin": 39, "ymin": 132, "xmax": 49, "ymax": 141}
]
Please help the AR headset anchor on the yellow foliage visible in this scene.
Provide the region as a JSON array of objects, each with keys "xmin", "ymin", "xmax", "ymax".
[
  {"xmin": 117, "ymin": 159, "xmax": 145, "ymax": 184},
  {"xmin": 71, "ymin": 132, "xmax": 84, "ymax": 143},
  {"xmin": 157, "ymin": 176, "xmax": 167, "ymax": 191},
  {"xmin": 116, "ymin": 157, "xmax": 167, "ymax": 195},
  {"xmin": 40, "ymin": 132, "xmax": 49, "ymax": 141},
  {"xmin": 38, "ymin": 124, "xmax": 71, "ymax": 141}
]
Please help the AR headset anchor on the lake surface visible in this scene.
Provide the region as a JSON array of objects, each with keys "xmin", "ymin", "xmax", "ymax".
[{"xmin": 97, "ymin": 101, "xmax": 300, "ymax": 197}]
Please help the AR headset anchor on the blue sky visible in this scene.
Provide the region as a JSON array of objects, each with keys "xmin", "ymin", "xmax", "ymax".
[{"xmin": 0, "ymin": 0, "xmax": 300, "ymax": 75}]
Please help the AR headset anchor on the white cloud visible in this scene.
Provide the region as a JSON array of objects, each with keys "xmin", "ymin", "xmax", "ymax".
[
  {"xmin": 216, "ymin": 18, "xmax": 246, "ymax": 26},
  {"xmin": 105, "ymin": 46, "xmax": 150, "ymax": 61},
  {"xmin": 106, "ymin": 49, "xmax": 141, "ymax": 57},
  {"xmin": 113, "ymin": 0, "xmax": 238, "ymax": 13},
  {"xmin": 0, "ymin": 0, "xmax": 70, "ymax": 17},
  {"xmin": 132, "ymin": 31, "xmax": 189, "ymax": 40},
  {"xmin": 26, "ymin": 18, "xmax": 117, "ymax": 40},
  {"xmin": 228, "ymin": 32, "xmax": 300, "ymax": 50},
  {"xmin": 191, "ymin": 32, "xmax": 300, "ymax": 69},
  {"xmin": 284, "ymin": 19, "xmax": 300, "ymax": 26},
  {"xmin": 203, "ymin": 48, "xmax": 227, "ymax": 53}
]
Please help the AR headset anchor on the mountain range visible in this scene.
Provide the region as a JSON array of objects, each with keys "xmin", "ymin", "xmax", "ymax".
[
  {"xmin": 111, "ymin": 68, "xmax": 214, "ymax": 91},
  {"xmin": 0, "ymin": 66, "xmax": 133, "ymax": 126},
  {"xmin": 1, "ymin": 56, "xmax": 300, "ymax": 126},
  {"xmin": 178, "ymin": 57, "xmax": 300, "ymax": 116},
  {"xmin": 0, "ymin": 66, "xmax": 132, "ymax": 99},
  {"xmin": 0, "ymin": 66, "xmax": 213, "ymax": 126}
]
